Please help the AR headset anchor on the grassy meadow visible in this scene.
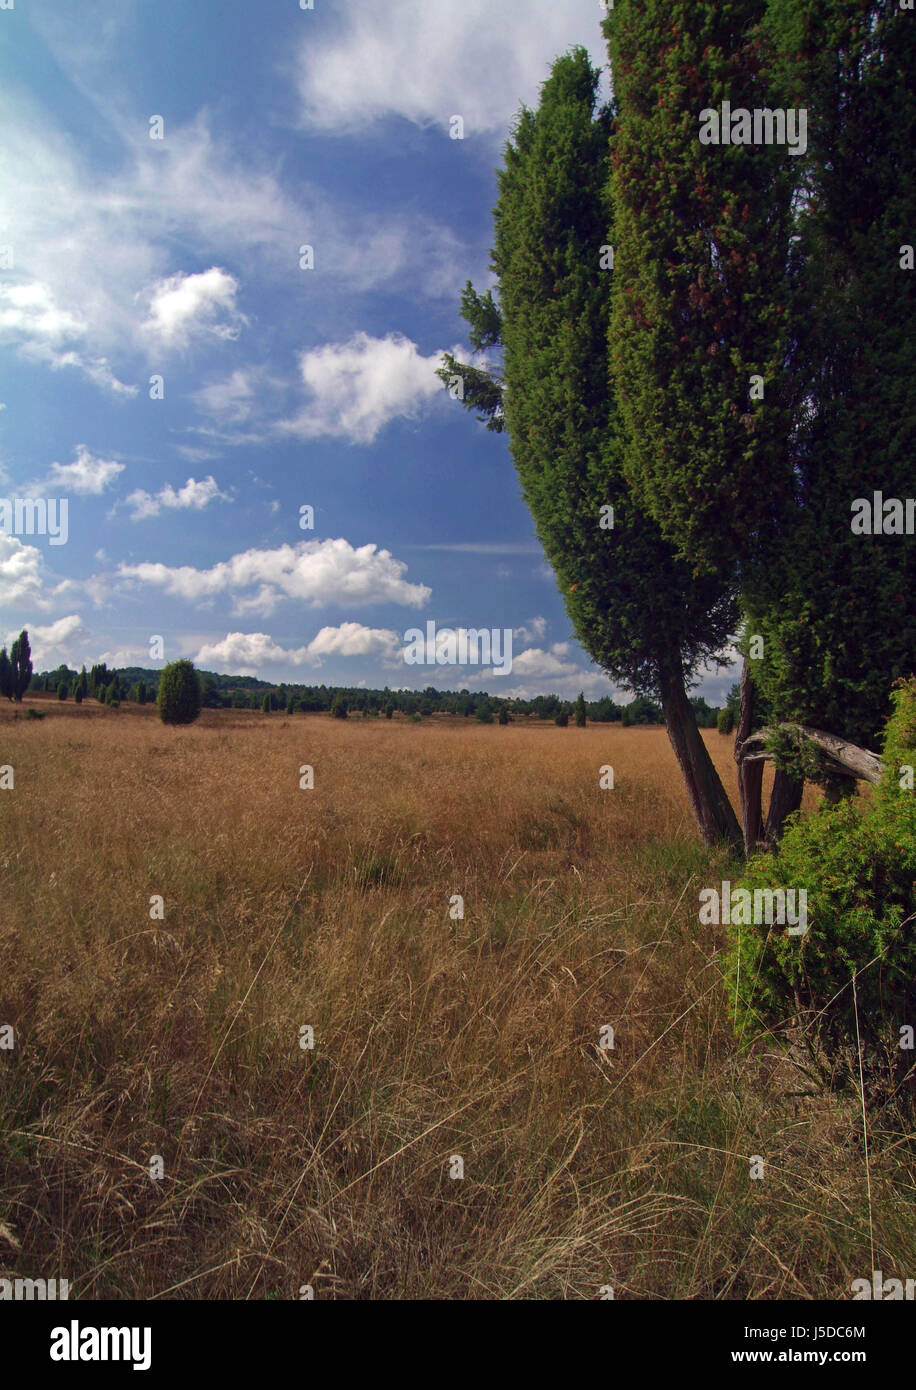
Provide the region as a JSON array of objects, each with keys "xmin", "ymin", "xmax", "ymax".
[{"xmin": 1, "ymin": 698, "xmax": 913, "ymax": 1300}]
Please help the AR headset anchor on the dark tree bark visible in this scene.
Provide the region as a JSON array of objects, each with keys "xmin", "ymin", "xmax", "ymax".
[
  {"xmin": 764, "ymin": 769, "xmax": 804, "ymax": 844},
  {"xmin": 734, "ymin": 661, "xmax": 764, "ymax": 856},
  {"xmin": 659, "ymin": 666, "xmax": 743, "ymax": 852},
  {"xmin": 737, "ymin": 723, "xmax": 882, "ymax": 847}
]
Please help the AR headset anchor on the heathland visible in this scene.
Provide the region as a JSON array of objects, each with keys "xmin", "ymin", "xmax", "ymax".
[{"xmin": 1, "ymin": 700, "xmax": 911, "ymax": 1299}]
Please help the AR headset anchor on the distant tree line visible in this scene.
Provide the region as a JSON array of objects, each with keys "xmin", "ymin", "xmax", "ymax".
[{"xmin": 21, "ymin": 653, "xmax": 729, "ymax": 725}]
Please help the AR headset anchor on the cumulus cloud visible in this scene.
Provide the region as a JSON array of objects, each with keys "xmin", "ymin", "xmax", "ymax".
[
  {"xmin": 0, "ymin": 534, "xmax": 51, "ymax": 608},
  {"xmin": 117, "ymin": 538, "xmax": 431, "ymax": 616},
  {"xmin": 44, "ymin": 444, "xmax": 125, "ymax": 495},
  {"xmin": 296, "ymin": 0, "xmax": 608, "ymax": 135},
  {"xmin": 124, "ymin": 475, "xmax": 231, "ymax": 522},
  {"xmin": 306, "ymin": 622, "xmax": 402, "ymax": 662},
  {"xmin": 142, "ymin": 267, "xmax": 245, "ymax": 348},
  {"xmin": 193, "ymin": 631, "xmax": 312, "ymax": 675},
  {"xmin": 194, "ymin": 622, "xmax": 402, "ymax": 676},
  {"xmin": 279, "ymin": 332, "xmax": 451, "ymax": 445},
  {"xmin": 13, "ymin": 613, "xmax": 86, "ymax": 662}
]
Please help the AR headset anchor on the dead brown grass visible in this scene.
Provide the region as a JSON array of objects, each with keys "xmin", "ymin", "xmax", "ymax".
[{"xmin": 0, "ymin": 706, "xmax": 912, "ymax": 1299}]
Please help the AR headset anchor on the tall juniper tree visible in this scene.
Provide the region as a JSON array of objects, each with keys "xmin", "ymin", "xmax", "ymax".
[
  {"xmin": 742, "ymin": 0, "xmax": 916, "ymax": 796},
  {"xmin": 440, "ymin": 50, "xmax": 742, "ymax": 849},
  {"xmin": 9, "ymin": 630, "xmax": 32, "ymax": 703}
]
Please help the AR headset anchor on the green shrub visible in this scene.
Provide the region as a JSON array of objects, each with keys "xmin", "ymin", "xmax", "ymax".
[
  {"xmin": 555, "ymin": 712, "xmax": 569, "ymax": 728},
  {"xmin": 57, "ymin": 682, "xmax": 68, "ymax": 701},
  {"xmin": 156, "ymin": 660, "xmax": 202, "ymax": 726},
  {"xmin": 25, "ymin": 707, "xmax": 45, "ymax": 720},
  {"xmin": 330, "ymin": 696, "xmax": 348, "ymax": 720},
  {"xmin": 716, "ymin": 707, "xmax": 734, "ymax": 735},
  {"xmin": 726, "ymin": 679, "xmax": 916, "ymax": 1101}
]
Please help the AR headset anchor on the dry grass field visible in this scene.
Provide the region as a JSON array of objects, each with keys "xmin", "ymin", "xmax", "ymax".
[{"xmin": 1, "ymin": 701, "xmax": 912, "ymax": 1299}]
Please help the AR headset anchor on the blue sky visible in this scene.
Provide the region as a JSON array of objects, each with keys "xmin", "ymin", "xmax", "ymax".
[{"xmin": 0, "ymin": 0, "xmax": 736, "ymax": 703}]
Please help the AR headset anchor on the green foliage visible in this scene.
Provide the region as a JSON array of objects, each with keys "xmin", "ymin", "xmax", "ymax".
[
  {"xmin": 727, "ymin": 681, "xmax": 916, "ymax": 1099},
  {"xmin": 498, "ymin": 708, "xmax": 510, "ymax": 726},
  {"xmin": 555, "ymin": 711, "xmax": 569, "ymax": 728},
  {"xmin": 330, "ymin": 696, "xmax": 348, "ymax": 720},
  {"xmin": 622, "ymin": 696, "xmax": 664, "ymax": 725},
  {"xmin": 741, "ymin": 1, "xmax": 916, "ymax": 752},
  {"xmin": 9, "ymin": 630, "xmax": 32, "ymax": 703},
  {"xmin": 156, "ymin": 660, "xmax": 203, "ymax": 726},
  {"xmin": 574, "ymin": 692, "xmax": 587, "ymax": 728},
  {"xmin": 24, "ymin": 707, "xmax": 45, "ymax": 720},
  {"xmin": 0, "ymin": 647, "xmax": 13, "ymax": 701},
  {"xmin": 606, "ymin": 0, "xmax": 798, "ymax": 590},
  {"xmin": 74, "ymin": 687, "xmax": 83, "ymax": 705},
  {"xmin": 717, "ymin": 707, "xmax": 735, "ymax": 735},
  {"xmin": 261, "ymin": 693, "xmax": 272, "ymax": 714},
  {"xmin": 490, "ymin": 49, "xmax": 737, "ymax": 698},
  {"xmin": 57, "ymin": 682, "xmax": 68, "ymax": 701}
]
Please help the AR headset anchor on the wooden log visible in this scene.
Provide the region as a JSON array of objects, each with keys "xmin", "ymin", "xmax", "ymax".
[{"xmin": 737, "ymin": 724, "xmax": 884, "ymax": 785}]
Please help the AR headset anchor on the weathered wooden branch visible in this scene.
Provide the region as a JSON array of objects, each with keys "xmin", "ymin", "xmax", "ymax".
[{"xmin": 737, "ymin": 724, "xmax": 884, "ymax": 785}]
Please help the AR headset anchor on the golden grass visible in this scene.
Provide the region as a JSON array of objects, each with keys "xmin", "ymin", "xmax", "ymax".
[{"xmin": 0, "ymin": 705, "xmax": 912, "ymax": 1299}]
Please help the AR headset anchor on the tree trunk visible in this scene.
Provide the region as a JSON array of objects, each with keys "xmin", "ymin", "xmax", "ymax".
[
  {"xmin": 734, "ymin": 660, "xmax": 764, "ymax": 856},
  {"xmin": 764, "ymin": 768, "xmax": 804, "ymax": 845},
  {"xmin": 659, "ymin": 667, "xmax": 743, "ymax": 852}
]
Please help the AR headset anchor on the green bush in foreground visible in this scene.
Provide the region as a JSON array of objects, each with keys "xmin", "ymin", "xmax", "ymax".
[
  {"xmin": 156, "ymin": 660, "xmax": 202, "ymax": 726},
  {"xmin": 727, "ymin": 680, "xmax": 916, "ymax": 1101}
]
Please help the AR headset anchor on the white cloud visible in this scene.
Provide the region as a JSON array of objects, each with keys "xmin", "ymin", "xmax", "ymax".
[
  {"xmin": 15, "ymin": 613, "xmax": 86, "ymax": 662},
  {"xmin": 191, "ymin": 367, "xmax": 261, "ymax": 425},
  {"xmin": 296, "ymin": 0, "xmax": 608, "ymax": 136},
  {"xmin": 307, "ymin": 622, "xmax": 401, "ymax": 661},
  {"xmin": 45, "ymin": 444, "xmax": 125, "ymax": 495},
  {"xmin": 509, "ymin": 647, "xmax": 580, "ymax": 680},
  {"xmin": 280, "ymin": 332, "xmax": 450, "ymax": 445},
  {"xmin": 142, "ymin": 267, "xmax": 245, "ymax": 349},
  {"xmin": 124, "ymin": 475, "xmax": 231, "ymax": 521},
  {"xmin": 0, "ymin": 281, "xmax": 137, "ymax": 395},
  {"xmin": 0, "ymin": 534, "xmax": 50, "ymax": 608},
  {"xmin": 194, "ymin": 621, "xmax": 403, "ymax": 676},
  {"xmin": 514, "ymin": 616, "xmax": 548, "ymax": 644},
  {"xmin": 193, "ymin": 631, "xmax": 312, "ymax": 676},
  {"xmin": 117, "ymin": 537, "xmax": 431, "ymax": 615}
]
